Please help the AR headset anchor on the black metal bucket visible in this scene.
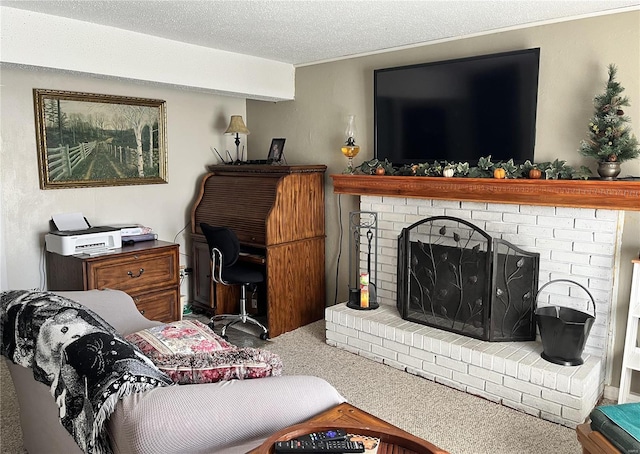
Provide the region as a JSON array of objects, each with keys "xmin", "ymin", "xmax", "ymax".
[{"xmin": 535, "ymin": 279, "xmax": 596, "ymax": 366}]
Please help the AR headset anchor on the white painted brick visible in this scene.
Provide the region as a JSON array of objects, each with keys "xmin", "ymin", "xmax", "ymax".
[
  {"xmin": 554, "ymin": 229, "xmax": 594, "ymax": 242},
  {"xmin": 335, "ymin": 324, "xmax": 358, "ymax": 338},
  {"xmin": 383, "ymin": 358, "xmax": 407, "ymax": 371},
  {"xmin": 574, "ymin": 218, "xmax": 616, "ymax": 232},
  {"xmin": 571, "ymin": 264, "xmax": 612, "ymax": 280},
  {"xmin": 469, "ymin": 364, "xmax": 504, "ymax": 384},
  {"xmin": 541, "ymin": 412, "xmax": 575, "ymax": 428},
  {"xmin": 502, "ymin": 234, "xmax": 536, "ymax": 247},
  {"xmin": 415, "ymin": 369, "xmax": 436, "ymax": 382},
  {"xmin": 519, "ymin": 205, "xmax": 556, "ymax": 215},
  {"xmin": 486, "ymin": 381, "xmax": 523, "ymax": 402},
  {"xmin": 518, "ymin": 225, "xmax": 554, "ymax": 238},
  {"xmin": 421, "ymin": 360, "xmax": 453, "ymax": 379},
  {"xmin": 409, "ymin": 346, "xmax": 435, "ymax": 362},
  {"xmin": 486, "ymin": 222, "xmax": 518, "ymax": 234},
  {"xmin": 595, "ymin": 209, "xmax": 619, "ymax": 220},
  {"xmin": 340, "ymin": 344, "xmax": 362, "ymax": 355},
  {"xmin": 573, "ymin": 242, "xmax": 615, "ymax": 256},
  {"xmin": 594, "ymin": 231, "xmax": 617, "ymax": 244},
  {"xmin": 542, "ymin": 388, "xmax": 583, "ymax": 410},
  {"xmin": 435, "ymin": 375, "xmax": 466, "ymax": 392},
  {"xmin": 397, "ymin": 352, "xmax": 424, "ymax": 369},
  {"xmin": 326, "ymin": 330, "xmax": 348, "ymax": 344},
  {"xmin": 556, "ymin": 207, "xmax": 595, "ymax": 219},
  {"xmin": 537, "ymin": 215, "xmax": 574, "ymax": 228},
  {"xmin": 347, "ymin": 336, "xmax": 373, "ymax": 352},
  {"xmin": 551, "ymin": 250, "xmax": 591, "ymax": 265},
  {"xmin": 504, "ymin": 376, "xmax": 542, "ymax": 397},
  {"xmin": 461, "ymin": 201, "xmax": 488, "ymax": 210},
  {"xmin": 539, "ymin": 261, "xmax": 572, "ymax": 274},
  {"xmin": 394, "ymin": 204, "xmax": 419, "ymax": 215},
  {"xmin": 436, "ymin": 355, "xmax": 468, "ymax": 374},
  {"xmin": 358, "ymin": 331, "xmax": 383, "ymax": 346},
  {"xmin": 471, "ymin": 210, "xmax": 503, "ymax": 221},
  {"xmin": 562, "ymin": 405, "xmax": 589, "ymax": 425},
  {"xmin": 502, "ymin": 398, "xmax": 540, "ymax": 417},
  {"xmin": 536, "ymin": 238, "xmax": 574, "ymax": 251},
  {"xmin": 522, "ymin": 393, "xmax": 562, "ymax": 415},
  {"xmin": 418, "ymin": 206, "xmax": 446, "ymax": 217},
  {"xmin": 503, "ymin": 213, "xmax": 537, "ymax": 225},
  {"xmin": 371, "ymin": 344, "xmax": 397, "ymax": 361},
  {"xmin": 358, "ymin": 350, "xmax": 384, "ymax": 364},
  {"xmin": 453, "ymin": 370, "xmax": 486, "ymax": 389},
  {"xmin": 383, "ymin": 338, "xmax": 410, "ymax": 355},
  {"xmin": 467, "ymin": 386, "xmax": 502, "ymax": 403},
  {"xmin": 432, "ymin": 200, "xmax": 461, "ymax": 208},
  {"xmin": 487, "ymin": 203, "xmax": 520, "ymax": 212}
]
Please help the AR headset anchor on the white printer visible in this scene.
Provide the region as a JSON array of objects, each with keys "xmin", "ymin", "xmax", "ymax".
[{"xmin": 45, "ymin": 212, "xmax": 122, "ymax": 256}]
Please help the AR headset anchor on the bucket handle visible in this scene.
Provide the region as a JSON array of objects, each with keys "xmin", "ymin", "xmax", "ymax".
[{"xmin": 535, "ymin": 279, "xmax": 596, "ymax": 318}]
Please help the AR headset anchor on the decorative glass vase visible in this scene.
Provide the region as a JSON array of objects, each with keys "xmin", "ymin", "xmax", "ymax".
[{"xmin": 341, "ymin": 115, "xmax": 360, "ymax": 173}]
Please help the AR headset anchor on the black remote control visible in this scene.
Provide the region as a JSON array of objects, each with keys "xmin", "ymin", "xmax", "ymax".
[
  {"xmin": 274, "ymin": 439, "xmax": 365, "ymax": 453},
  {"xmin": 296, "ymin": 429, "xmax": 347, "ymax": 443}
]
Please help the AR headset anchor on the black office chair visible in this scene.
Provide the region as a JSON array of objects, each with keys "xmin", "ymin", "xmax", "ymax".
[{"xmin": 200, "ymin": 223, "xmax": 269, "ymax": 340}]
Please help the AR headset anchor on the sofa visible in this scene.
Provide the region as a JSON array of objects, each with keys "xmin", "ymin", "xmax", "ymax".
[{"xmin": 3, "ymin": 289, "xmax": 345, "ymax": 453}]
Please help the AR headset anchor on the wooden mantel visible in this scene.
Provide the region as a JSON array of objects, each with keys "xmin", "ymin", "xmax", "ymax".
[{"xmin": 331, "ymin": 174, "xmax": 640, "ymax": 211}]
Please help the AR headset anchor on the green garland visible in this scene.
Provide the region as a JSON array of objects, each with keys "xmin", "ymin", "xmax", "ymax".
[{"xmin": 355, "ymin": 156, "xmax": 593, "ymax": 180}]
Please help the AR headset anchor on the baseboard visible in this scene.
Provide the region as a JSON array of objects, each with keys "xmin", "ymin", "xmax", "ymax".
[{"xmin": 603, "ymin": 385, "xmax": 640, "ymax": 403}]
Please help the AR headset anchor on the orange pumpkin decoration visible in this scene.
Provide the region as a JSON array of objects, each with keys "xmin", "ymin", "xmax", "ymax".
[
  {"xmin": 528, "ymin": 168, "xmax": 542, "ymax": 179},
  {"xmin": 375, "ymin": 166, "xmax": 386, "ymax": 175},
  {"xmin": 493, "ymin": 168, "xmax": 506, "ymax": 179}
]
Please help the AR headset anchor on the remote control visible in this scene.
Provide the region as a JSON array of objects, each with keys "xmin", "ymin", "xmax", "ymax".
[
  {"xmin": 274, "ymin": 439, "xmax": 365, "ymax": 453},
  {"xmin": 296, "ymin": 429, "xmax": 347, "ymax": 443}
]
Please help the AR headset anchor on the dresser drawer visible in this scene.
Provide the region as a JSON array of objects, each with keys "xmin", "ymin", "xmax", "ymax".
[
  {"xmin": 87, "ymin": 249, "xmax": 178, "ymax": 293},
  {"xmin": 132, "ymin": 288, "xmax": 179, "ymax": 322}
]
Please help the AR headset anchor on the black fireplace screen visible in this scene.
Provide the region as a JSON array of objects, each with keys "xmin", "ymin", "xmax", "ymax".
[{"xmin": 397, "ymin": 216, "xmax": 539, "ymax": 341}]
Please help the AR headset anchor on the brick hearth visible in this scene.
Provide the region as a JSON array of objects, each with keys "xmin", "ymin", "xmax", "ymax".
[{"xmin": 326, "ymin": 304, "xmax": 601, "ymax": 428}]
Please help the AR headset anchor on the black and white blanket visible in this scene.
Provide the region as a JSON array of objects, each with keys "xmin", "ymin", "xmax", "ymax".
[{"xmin": 0, "ymin": 290, "xmax": 173, "ymax": 454}]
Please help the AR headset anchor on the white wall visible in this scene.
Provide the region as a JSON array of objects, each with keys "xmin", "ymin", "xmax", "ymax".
[{"xmin": 0, "ymin": 66, "xmax": 247, "ymax": 294}]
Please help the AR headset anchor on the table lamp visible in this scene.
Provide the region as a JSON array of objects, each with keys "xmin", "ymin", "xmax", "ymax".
[{"xmin": 225, "ymin": 115, "xmax": 250, "ymax": 161}]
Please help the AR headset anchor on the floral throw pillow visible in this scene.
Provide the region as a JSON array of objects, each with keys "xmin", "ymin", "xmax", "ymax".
[{"xmin": 125, "ymin": 320, "xmax": 282, "ymax": 384}]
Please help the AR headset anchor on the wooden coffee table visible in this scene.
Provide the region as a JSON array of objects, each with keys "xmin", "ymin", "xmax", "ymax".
[
  {"xmin": 249, "ymin": 402, "xmax": 448, "ymax": 453},
  {"xmin": 576, "ymin": 423, "xmax": 621, "ymax": 454}
]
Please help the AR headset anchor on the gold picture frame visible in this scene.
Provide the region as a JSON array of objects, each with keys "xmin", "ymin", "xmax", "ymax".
[{"xmin": 34, "ymin": 89, "xmax": 168, "ymax": 189}]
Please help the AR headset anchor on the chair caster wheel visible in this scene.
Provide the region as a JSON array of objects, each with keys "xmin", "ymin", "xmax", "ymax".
[{"xmin": 260, "ymin": 332, "xmax": 269, "ymax": 340}]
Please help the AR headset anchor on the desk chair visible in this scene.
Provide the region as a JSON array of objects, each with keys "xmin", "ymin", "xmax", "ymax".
[{"xmin": 200, "ymin": 223, "xmax": 269, "ymax": 340}]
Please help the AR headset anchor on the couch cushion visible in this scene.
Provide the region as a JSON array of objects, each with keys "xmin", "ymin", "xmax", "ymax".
[{"xmin": 125, "ymin": 320, "xmax": 282, "ymax": 384}]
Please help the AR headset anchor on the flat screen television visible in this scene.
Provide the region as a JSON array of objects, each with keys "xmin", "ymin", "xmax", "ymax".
[{"xmin": 374, "ymin": 48, "xmax": 540, "ymax": 166}]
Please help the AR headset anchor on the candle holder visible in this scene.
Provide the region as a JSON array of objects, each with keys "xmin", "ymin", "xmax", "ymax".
[{"xmin": 346, "ymin": 211, "xmax": 379, "ymax": 310}]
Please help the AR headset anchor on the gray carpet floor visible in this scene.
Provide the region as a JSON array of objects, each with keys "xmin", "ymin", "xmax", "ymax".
[{"xmin": 1, "ymin": 318, "xmax": 582, "ymax": 453}]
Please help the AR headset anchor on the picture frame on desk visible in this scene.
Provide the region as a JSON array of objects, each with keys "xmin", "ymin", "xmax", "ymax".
[
  {"xmin": 267, "ymin": 138, "xmax": 285, "ymax": 162},
  {"xmin": 33, "ymin": 89, "xmax": 168, "ymax": 189}
]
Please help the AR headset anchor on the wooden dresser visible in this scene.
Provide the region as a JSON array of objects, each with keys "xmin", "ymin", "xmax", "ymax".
[
  {"xmin": 46, "ymin": 240, "xmax": 180, "ymax": 322},
  {"xmin": 191, "ymin": 164, "xmax": 326, "ymax": 338}
]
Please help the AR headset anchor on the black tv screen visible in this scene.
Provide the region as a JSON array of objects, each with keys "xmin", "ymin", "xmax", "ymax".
[{"xmin": 374, "ymin": 48, "xmax": 540, "ymax": 166}]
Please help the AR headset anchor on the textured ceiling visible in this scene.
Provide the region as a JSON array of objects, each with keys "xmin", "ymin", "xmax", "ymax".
[{"xmin": 3, "ymin": 0, "xmax": 639, "ymax": 66}]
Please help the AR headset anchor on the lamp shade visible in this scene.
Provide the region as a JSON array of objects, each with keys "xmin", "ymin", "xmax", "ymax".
[{"xmin": 225, "ymin": 115, "xmax": 250, "ymax": 135}]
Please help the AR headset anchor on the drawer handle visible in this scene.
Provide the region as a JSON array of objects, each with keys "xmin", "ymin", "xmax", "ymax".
[{"xmin": 127, "ymin": 268, "xmax": 145, "ymax": 278}]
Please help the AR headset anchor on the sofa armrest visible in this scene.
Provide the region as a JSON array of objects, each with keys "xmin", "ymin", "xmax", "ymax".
[
  {"xmin": 54, "ymin": 289, "xmax": 160, "ymax": 335},
  {"xmin": 107, "ymin": 375, "xmax": 346, "ymax": 454}
]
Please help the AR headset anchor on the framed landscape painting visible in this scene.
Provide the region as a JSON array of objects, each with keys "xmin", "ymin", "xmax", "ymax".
[{"xmin": 34, "ymin": 89, "xmax": 168, "ymax": 189}]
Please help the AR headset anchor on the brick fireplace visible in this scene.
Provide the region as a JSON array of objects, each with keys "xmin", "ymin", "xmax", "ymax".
[{"xmin": 326, "ymin": 176, "xmax": 637, "ymax": 428}]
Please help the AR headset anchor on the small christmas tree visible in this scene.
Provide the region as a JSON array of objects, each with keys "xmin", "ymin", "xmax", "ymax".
[{"xmin": 579, "ymin": 64, "xmax": 639, "ymax": 163}]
